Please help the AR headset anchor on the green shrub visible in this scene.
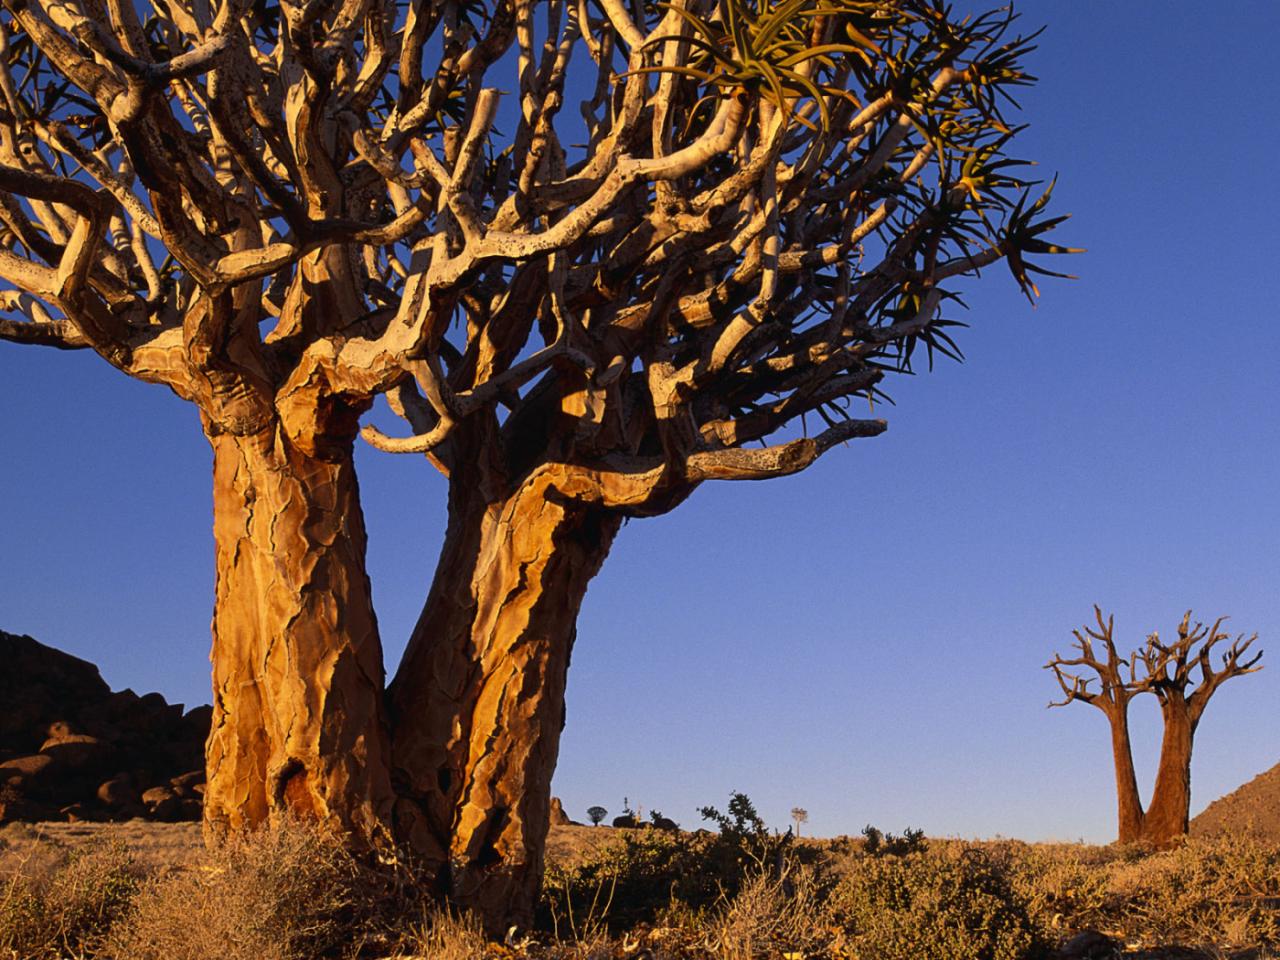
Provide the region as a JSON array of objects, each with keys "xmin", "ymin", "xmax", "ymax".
[
  {"xmin": 541, "ymin": 828, "xmax": 725, "ymax": 932},
  {"xmin": 698, "ymin": 792, "xmax": 792, "ymax": 875},
  {"xmin": 829, "ymin": 844, "xmax": 1045, "ymax": 960},
  {"xmin": 861, "ymin": 824, "xmax": 928, "ymax": 857}
]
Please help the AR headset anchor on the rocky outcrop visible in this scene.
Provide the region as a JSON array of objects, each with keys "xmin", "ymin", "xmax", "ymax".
[
  {"xmin": 1191, "ymin": 760, "xmax": 1280, "ymax": 844},
  {"xmin": 0, "ymin": 631, "xmax": 210, "ymax": 824},
  {"xmin": 549, "ymin": 796, "xmax": 573, "ymax": 826}
]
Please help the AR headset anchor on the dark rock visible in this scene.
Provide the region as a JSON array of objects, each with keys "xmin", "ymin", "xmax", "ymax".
[
  {"xmin": 550, "ymin": 796, "xmax": 572, "ymax": 826},
  {"xmin": 183, "ymin": 705, "xmax": 213, "ymax": 738},
  {"xmin": 40, "ymin": 734, "xmax": 114, "ymax": 772},
  {"xmin": 652, "ymin": 815, "xmax": 678, "ymax": 831},
  {"xmin": 169, "ymin": 770, "xmax": 205, "ymax": 798},
  {"xmin": 0, "ymin": 632, "xmax": 110, "ymax": 754},
  {"xmin": 60, "ymin": 802, "xmax": 98, "ymax": 823},
  {"xmin": 0, "ymin": 754, "xmax": 61, "ymax": 797},
  {"xmin": 142, "ymin": 786, "xmax": 182, "ymax": 821},
  {"xmin": 1052, "ymin": 930, "xmax": 1121, "ymax": 959},
  {"xmin": 97, "ymin": 773, "xmax": 140, "ymax": 808},
  {"xmin": 0, "ymin": 629, "xmax": 212, "ymax": 825},
  {"xmin": 0, "ymin": 789, "xmax": 56, "ymax": 823},
  {"xmin": 178, "ymin": 798, "xmax": 203, "ymax": 821},
  {"xmin": 141, "ymin": 785, "xmax": 176, "ymax": 805},
  {"xmin": 0, "ymin": 753, "xmax": 56, "ymax": 784},
  {"xmin": 612, "ymin": 814, "xmax": 638, "ymax": 828}
]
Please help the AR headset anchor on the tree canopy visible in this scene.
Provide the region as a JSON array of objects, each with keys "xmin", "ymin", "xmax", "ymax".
[{"xmin": 0, "ymin": 0, "xmax": 1070, "ymax": 493}]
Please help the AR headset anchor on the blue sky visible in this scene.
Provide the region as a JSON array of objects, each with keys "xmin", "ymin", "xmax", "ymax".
[{"xmin": 2, "ymin": 2, "xmax": 1278, "ymax": 842}]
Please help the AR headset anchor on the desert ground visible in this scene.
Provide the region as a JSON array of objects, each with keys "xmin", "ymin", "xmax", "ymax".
[{"xmin": 2, "ymin": 814, "xmax": 1277, "ymax": 960}]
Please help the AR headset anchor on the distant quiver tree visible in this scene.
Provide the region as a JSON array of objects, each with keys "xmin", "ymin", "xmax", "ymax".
[
  {"xmin": 587, "ymin": 805, "xmax": 608, "ymax": 826},
  {"xmin": 1047, "ymin": 607, "xmax": 1263, "ymax": 848},
  {"xmin": 791, "ymin": 806, "xmax": 808, "ymax": 836},
  {"xmin": 0, "ymin": 0, "xmax": 1071, "ymax": 930}
]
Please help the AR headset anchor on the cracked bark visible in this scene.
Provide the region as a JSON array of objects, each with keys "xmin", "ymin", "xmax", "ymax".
[
  {"xmin": 203, "ymin": 422, "xmax": 396, "ymax": 845},
  {"xmin": 388, "ymin": 462, "xmax": 620, "ymax": 932}
]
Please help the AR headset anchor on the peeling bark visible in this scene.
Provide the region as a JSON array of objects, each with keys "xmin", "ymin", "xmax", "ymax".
[
  {"xmin": 203, "ymin": 423, "xmax": 395, "ymax": 846},
  {"xmin": 389, "ymin": 465, "xmax": 619, "ymax": 932}
]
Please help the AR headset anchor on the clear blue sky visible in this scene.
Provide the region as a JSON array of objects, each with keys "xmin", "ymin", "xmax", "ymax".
[{"xmin": 2, "ymin": 3, "xmax": 1277, "ymax": 843}]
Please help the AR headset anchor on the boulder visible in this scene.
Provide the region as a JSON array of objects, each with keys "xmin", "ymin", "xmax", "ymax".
[
  {"xmin": 0, "ymin": 753, "xmax": 56, "ymax": 784},
  {"xmin": 550, "ymin": 796, "xmax": 572, "ymax": 826},
  {"xmin": 1052, "ymin": 930, "xmax": 1120, "ymax": 960},
  {"xmin": 0, "ymin": 789, "xmax": 56, "ymax": 823},
  {"xmin": 0, "ymin": 629, "xmax": 213, "ymax": 824},
  {"xmin": 40, "ymin": 734, "xmax": 113, "ymax": 772},
  {"xmin": 60, "ymin": 802, "xmax": 98, "ymax": 823},
  {"xmin": 97, "ymin": 773, "xmax": 140, "ymax": 809},
  {"xmin": 0, "ymin": 632, "xmax": 110, "ymax": 754},
  {"xmin": 612, "ymin": 814, "xmax": 639, "ymax": 829},
  {"xmin": 141, "ymin": 785, "xmax": 182, "ymax": 821},
  {"xmin": 178, "ymin": 798, "xmax": 203, "ymax": 821},
  {"xmin": 45, "ymin": 720, "xmax": 80, "ymax": 739},
  {"xmin": 0, "ymin": 754, "xmax": 61, "ymax": 796},
  {"xmin": 183, "ymin": 705, "xmax": 214, "ymax": 739},
  {"xmin": 169, "ymin": 770, "xmax": 205, "ymax": 798}
]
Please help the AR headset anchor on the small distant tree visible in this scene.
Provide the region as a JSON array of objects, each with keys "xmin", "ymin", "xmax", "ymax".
[
  {"xmin": 790, "ymin": 807, "xmax": 809, "ymax": 837},
  {"xmin": 1047, "ymin": 607, "xmax": 1263, "ymax": 847},
  {"xmin": 587, "ymin": 806, "xmax": 608, "ymax": 827}
]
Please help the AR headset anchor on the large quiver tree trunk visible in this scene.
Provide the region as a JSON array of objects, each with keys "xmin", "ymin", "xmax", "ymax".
[
  {"xmin": 388, "ymin": 460, "xmax": 622, "ymax": 932},
  {"xmin": 203, "ymin": 418, "xmax": 396, "ymax": 846}
]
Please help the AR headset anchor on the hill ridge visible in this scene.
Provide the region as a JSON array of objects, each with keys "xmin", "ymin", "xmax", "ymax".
[{"xmin": 1191, "ymin": 760, "xmax": 1280, "ymax": 844}]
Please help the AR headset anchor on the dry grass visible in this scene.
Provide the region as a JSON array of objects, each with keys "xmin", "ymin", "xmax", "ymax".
[
  {"xmin": 0, "ymin": 820, "xmax": 203, "ymax": 878},
  {"xmin": 103, "ymin": 818, "xmax": 382, "ymax": 960},
  {"xmin": 2, "ymin": 819, "xmax": 1278, "ymax": 959},
  {"xmin": 702, "ymin": 865, "xmax": 835, "ymax": 960},
  {"xmin": 0, "ymin": 836, "xmax": 139, "ymax": 960}
]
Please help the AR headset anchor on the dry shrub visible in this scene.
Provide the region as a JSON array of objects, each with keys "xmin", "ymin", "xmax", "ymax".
[
  {"xmin": 828, "ymin": 842, "xmax": 1043, "ymax": 960},
  {"xmin": 1005, "ymin": 844, "xmax": 1112, "ymax": 937},
  {"xmin": 394, "ymin": 908, "xmax": 489, "ymax": 960},
  {"xmin": 704, "ymin": 865, "xmax": 835, "ymax": 960},
  {"xmin": 1097, "ymin": 834, "xmax": 1280, "ymax": 949},
  {"xmin": 1004, "ymin": 833, "xmax": 1280, "ymax": 951},
  {"xmin": 102, "ymin": 818, "xmax": 368, "ymax": 960},
  {"xmin": 0, "ymin": 838, "xmax": 138, "ymax": 960}
]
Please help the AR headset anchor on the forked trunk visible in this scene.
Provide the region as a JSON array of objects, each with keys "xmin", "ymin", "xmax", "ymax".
[
  {"xmin": 389, "ymin": 466, "xmax": 619, "ymax": 932},
  {"xmin": 1107, "ymin": 705, "xmax": 1146, "ymax": 844},
  {"xmin": 203, "ymin": 424, "xmax": 395, "ymax": 845},
  {"xmin": 1141, "ymin": 698, "xmax": 1195, "ymax": 848}
]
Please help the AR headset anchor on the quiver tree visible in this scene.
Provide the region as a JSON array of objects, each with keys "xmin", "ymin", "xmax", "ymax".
[
  {"xmin": 1047, "ymin": 607, "xmax": 1263, "ymax": 848},
  {"xmin": 0, "ymin": 0, "xmax": 1071, "ymax": 930}
]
